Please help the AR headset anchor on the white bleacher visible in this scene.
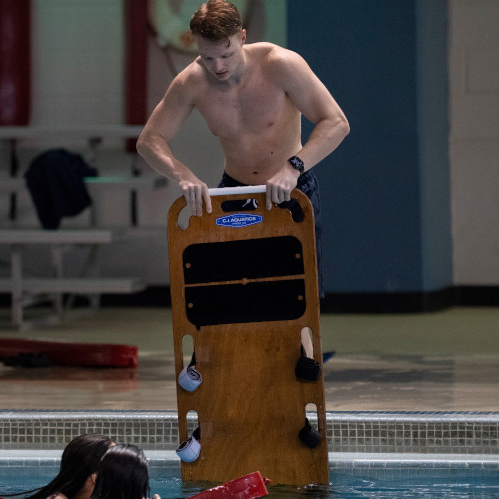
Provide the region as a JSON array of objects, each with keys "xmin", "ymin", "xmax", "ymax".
[
  {"xmin": 0, "ymin": 229, "xmax": 146, "ymax": 330},
  {"xmin": 0, "ymin": 125, "xmax": 168, "ymax": 330}
]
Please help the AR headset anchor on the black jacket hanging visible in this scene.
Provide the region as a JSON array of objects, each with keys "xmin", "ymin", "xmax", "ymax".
[{"xmin": 25, "ymin": 148, "xmax": 98, "ymax": 229}]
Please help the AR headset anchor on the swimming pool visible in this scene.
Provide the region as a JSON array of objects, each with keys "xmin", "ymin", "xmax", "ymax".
[{"xmin": 1, "ymin": 453, "xmax": 498, "ymax": 499}]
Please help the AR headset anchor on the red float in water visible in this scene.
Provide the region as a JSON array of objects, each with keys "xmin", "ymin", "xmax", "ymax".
[{"xmin": 188, "ymin": 472, "xmax": 270, "ymax": 499}]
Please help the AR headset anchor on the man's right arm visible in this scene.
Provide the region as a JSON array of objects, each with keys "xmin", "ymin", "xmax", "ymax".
[{"xmin": 136, "ymin": 72, "xmax": 212, "ymax": 216}]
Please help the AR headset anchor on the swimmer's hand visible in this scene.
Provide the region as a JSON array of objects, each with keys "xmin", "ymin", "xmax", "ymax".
[
  {"xmin": 150, "ymin": 494, "xmax": 161, "ymax": 499},
  {"xmin": 179, "ymin": 178, "xmax": 212, "ymax": 217},
  {"xmin": 265, "ymin": 166, "xmax": 300, "ymax": 210}
]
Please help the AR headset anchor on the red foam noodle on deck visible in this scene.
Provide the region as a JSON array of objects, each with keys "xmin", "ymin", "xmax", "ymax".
[{"xmin": 0, "ymin": 338, "xmax": 138, "ymax": 368}]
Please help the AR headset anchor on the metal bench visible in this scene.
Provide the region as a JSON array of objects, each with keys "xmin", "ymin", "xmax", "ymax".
[{"xmin": 0, "ymin": 229, "xmax": 146, "ymax": 330}]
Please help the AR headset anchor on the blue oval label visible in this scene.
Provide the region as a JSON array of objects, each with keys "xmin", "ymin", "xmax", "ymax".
[{"xmin": 216, "ymin": 213, "xmax": 263, "ymax": 228}]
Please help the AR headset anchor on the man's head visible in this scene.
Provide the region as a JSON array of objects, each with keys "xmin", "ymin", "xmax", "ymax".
[{"xmin": 190, "ymin": 0, "xmax": 242, "ymax": 46}]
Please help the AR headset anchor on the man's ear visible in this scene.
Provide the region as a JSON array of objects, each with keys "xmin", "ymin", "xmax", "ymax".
[
  {"xmin": 91, "ymin": 473, "xmax": 97, "ymax": 484},
  {"xmin": 241, "ymin": 29, "xmax": 247, "ymax": 44}
]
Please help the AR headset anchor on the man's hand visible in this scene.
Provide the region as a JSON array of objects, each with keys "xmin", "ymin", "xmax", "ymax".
[
  {"xmin": 265, "ymin": 165, "xmax": 300, "ymax": 210},
  {"xmin": 179, "ymin": 179, "xmax": 212, "ymax": 217}
]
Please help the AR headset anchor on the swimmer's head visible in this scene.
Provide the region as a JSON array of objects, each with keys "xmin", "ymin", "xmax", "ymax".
[
  {"xmin": 190, "ymin": 0, "xmax": 242, "ymax": 46},
  {"xmin": 91, "ymin": 444, "xmax": 149, "ymax": 499}
]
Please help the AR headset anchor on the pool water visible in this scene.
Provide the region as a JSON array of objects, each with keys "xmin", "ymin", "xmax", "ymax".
[
  {"xmin": 155, "ymin": 473, "xmax": 499, "ymax": 499},
  {"xmin": 2, "ymin": 468, "xmax": 498, "ymax": 499}
]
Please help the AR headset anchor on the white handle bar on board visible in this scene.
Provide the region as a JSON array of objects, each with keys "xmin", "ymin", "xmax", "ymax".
[{"xmin": 208, "ymin": 185, "xmax": 267, "ymax": 196}]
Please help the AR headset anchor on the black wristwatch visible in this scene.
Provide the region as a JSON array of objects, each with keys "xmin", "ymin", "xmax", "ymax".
[{"xmin": 288, "ymin": 155, "xmax": 305, "ymax": 175}]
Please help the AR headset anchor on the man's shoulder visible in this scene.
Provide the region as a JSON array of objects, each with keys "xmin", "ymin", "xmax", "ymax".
[
  {"xmin": 249, "ymin": 42, "xmax": 303, "ymax": 68},
  {"xmin": 248, "ymin": 43, "xmax": 306, "ymax": 82},
  {"xmin": 248, "ymin": 41, "xmax": 289, "ymax": 59},
  {"xmin": 174, "ymin": 59, "xmax": 205, "ymax": 86},
  {"xmin": 167, "ymin": 59, "xmax": 206, "ymax": 101}
]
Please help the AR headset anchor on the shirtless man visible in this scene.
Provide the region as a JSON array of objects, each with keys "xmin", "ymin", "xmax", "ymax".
[
  {"xmin": 137, "ymin": 0, "xmax": 349, "ymax": 217},
  {"xmin": 138, "ymin": 1, "xmax": 349, "ymax": 353}
]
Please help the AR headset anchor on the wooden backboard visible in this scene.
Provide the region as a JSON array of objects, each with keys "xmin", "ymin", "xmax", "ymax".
[{"xmin": 167, "ymin": 189, "xmax": 328, "ymax": 485}]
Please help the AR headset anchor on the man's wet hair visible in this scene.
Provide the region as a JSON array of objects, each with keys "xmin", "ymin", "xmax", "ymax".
[{"xmin": 190, "ymin": 0, "xmax": 242, "ymax": 46}]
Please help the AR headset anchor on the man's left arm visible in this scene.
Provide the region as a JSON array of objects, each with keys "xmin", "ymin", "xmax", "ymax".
[{"xmin": 266, "ymin": 49, "xmax": 350, "ymax": 209}]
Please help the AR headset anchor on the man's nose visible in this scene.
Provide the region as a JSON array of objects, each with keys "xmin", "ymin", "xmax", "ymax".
[{"xmin": 214, "ymin": 59, "xmax": 224, "ymax": 71}]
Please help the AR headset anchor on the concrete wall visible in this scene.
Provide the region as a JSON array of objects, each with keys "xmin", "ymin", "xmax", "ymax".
[{"xmin": 449, "ymin": 0, "xmax": 499, "ymax": 286}]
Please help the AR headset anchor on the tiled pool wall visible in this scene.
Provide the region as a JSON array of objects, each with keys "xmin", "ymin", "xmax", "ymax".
[{"xmin": 1, "ymin": 410, "xmax": 498, "ymax": 455}]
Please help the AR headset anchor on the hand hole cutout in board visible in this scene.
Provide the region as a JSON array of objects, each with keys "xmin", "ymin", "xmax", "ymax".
[
  {"xmin": 305, "ymin": 403, "xmax": 319, "ymax": 431},
  {"xmin": 186, "ymin": 409, "xmax": 200, "ymax": 438},
  {"xmin": 179, "ymin": 335, "xmax": 202, "ymax": 392},
  {"xmin": 296, "ymin": 327, "xmax": 321, "ymax": 382},
  {"xmin": 182, "ymin": 334, "xmax": 194, "ymax": 367},
  {"xmin": 278, "ymin": 199, "xmax": 305, "ymax": 223},
  {"xmin": 176, "ymin": 204, "xmax": 191, "ymax": 230},
  {"xmin": 298, "ymin": 403, "xmax": 322, "ymax": 449},
  {"xmin": 176, "ymin": 410, "xmax": 201, "ymax": 462},
  {"xmin": 300, "ymin": 327, "xmax": 314, "ymax": 359}
]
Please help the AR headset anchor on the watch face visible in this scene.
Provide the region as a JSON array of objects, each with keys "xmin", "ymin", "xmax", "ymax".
[{"xmin": 289, "ymin": 156, "xmax": 304, "ymax": 171}]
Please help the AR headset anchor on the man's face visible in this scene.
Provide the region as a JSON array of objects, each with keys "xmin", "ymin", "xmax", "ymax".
[{"xmin": 195, "ymin": 30, "xmax": 246, "ymax": 81}]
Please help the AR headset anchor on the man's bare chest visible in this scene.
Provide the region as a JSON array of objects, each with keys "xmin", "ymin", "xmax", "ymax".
[{"xmin": 196, "ymin": 81, "xmax": 289, "ymax": 137}]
